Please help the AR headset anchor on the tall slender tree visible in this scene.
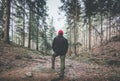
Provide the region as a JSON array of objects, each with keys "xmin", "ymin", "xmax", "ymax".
[
  {"xmin": 60, "ymin": 0, "xmax": 81, "ymax": 55},
  {"xmin": 83, "ymin": 0, "xmax": 97, "ymax": 50},
  {"xmin": 4, "ymin": 0, "xmax": 11, "ymax": 43},
  {"xmin": 28, "ymin": 0, "xmax": 32, "ymax": 48}
]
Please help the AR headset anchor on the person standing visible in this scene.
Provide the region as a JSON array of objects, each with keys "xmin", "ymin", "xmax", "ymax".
[{"xmin": 51, "ymin": 29, "xmax": 68, "ymax": 77}]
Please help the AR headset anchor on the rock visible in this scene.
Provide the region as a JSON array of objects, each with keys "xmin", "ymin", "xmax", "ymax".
[
  {"xmin": 25, "ymin": 72, "xmax": 33, "ymax": 77},
  {"xmin": 71, "ymin": 77, "xmax": 80, "ymax": 81},
  {"xmin": 67, "ymin": 63, "xmax": 72, "ymax": 67},
  {"xmin": 32, "ymin": 64, "xmax": 43, "ymax": 71}
]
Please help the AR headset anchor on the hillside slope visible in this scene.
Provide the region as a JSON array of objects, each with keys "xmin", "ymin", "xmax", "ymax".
[
  {"xmin": 0, "ymin": 38, "xmax": 120, "ymax": 81},
  {"xmin": 92, "ymin": 35, "xmax": 120, "ymax": 66}
]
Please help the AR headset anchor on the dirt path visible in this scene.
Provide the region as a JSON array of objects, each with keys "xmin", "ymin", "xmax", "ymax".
[
  {"xmin": 0, "ymin": 41, "xmax": 120, "ymax": 81},
  {"xmin": 0, "ymin": 55, "xmax": 111, "ymax": 81}
]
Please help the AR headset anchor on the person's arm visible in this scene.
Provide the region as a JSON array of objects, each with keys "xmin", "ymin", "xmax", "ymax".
[
  {"xmin": 66, "ymin": 40, "xmax": 68, "ymax": 52},
  {"xmin": 64, "ymin": 39, "xmax": 68, "ymax": 54},
  {"xmin": 52, "ymin": 38, "xmax": 55, "ymax": 51}
]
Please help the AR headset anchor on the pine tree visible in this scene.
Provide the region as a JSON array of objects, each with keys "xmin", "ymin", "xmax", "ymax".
[{"xmin": 4, "ymin": 0, "xmax": 11, "ymax": 43}]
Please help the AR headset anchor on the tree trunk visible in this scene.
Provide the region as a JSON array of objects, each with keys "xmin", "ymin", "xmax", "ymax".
[
  {"xmin": 1, "ymin": 0, "xmax": 5, "ymax": 34},
  {"xmin": 88, "ymin": 15, "xmax": 91, "ymax": 50},
  {"xmin": 86, "ymin": 23, "xmax": 88, "ymax": 49},
  {"xmin": 36, "ymin": 16, "xmax": 39, "ymax": 51},
  {"xmin": 44, "ymin": 28, "xmax": 47, "ymax": 54},
  {"xmin": 11, "ymin": 4, "xmax": 14, "ymax": 41},
  {"xmin": 106, "ymin": 14, "xmax": 109, "ymax": 41},
  {"xmin": 83, "ymin": 31, "xmax": 85, "ymax": 50},
  {"xmin": 4, "ymin": 0, "xmax": 11, "ymax": 43},
  {"xmin": 28, "ymin": 3, "xmax": 32, "ymax": 48},
  {"xmin": 100, "ymin": 13, "xmax": 103, "ymax": 45},
  {"xmin": 22, "ymin": 1, "xmax": 25, "ymax": 46},
  {"xmin": 69, "ymin": 25, "xmax": 72, "ymax": 56},
  {"xmin": 74, "ymin": 24, "xmax": 77, "ymax": 55},
  {"xmin": 74, "ymin": 0, "xmax": 78, "ymax": 55},
  {"xmin": 108, "ymin": 14, "xmax": 111, "ymax": 40}
]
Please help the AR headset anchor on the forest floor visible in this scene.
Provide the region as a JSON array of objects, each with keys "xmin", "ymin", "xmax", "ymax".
[{"xmin": 0, "ymin": 36, "xmax": 120, "ymax": 81}]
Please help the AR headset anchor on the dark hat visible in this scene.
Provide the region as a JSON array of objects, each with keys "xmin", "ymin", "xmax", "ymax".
[{"xmin": 58, "ymin": 30, "xmax": 63, "ymax": 35}]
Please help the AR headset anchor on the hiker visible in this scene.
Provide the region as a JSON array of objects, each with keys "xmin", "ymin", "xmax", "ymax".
[{"xmin": 51, "ymin": 29, "xmax": 68, "ymax": 77}]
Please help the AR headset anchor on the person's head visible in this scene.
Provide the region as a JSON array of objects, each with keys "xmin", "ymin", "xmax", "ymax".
[{"xmin": 58, "ymin": 30, "xmax": 63, "ymax": 35}]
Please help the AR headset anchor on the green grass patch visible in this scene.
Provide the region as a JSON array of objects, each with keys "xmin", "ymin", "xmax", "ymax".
[{"xmin": 108, "ymin": 73, "xmax": 120, "ymax": 81}]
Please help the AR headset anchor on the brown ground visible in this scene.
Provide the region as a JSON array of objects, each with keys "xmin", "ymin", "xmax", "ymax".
[{"xmin": 0, "ymin": 37, "xmax": 120, "ymax": 81}]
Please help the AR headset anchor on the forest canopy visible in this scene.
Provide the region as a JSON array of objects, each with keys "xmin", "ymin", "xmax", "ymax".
[{"xmin": 0, "ymin": 0, "xmax": 120, "ymax": 55}]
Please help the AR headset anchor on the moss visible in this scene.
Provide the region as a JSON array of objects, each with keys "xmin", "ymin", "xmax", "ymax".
[
  {"xmin": 21, "ymin": 53, "xmax": 32, "ymax": 59},
  {"xmin": 108, "ymin": 73, "xmax": 120, "ymax": 81}
]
